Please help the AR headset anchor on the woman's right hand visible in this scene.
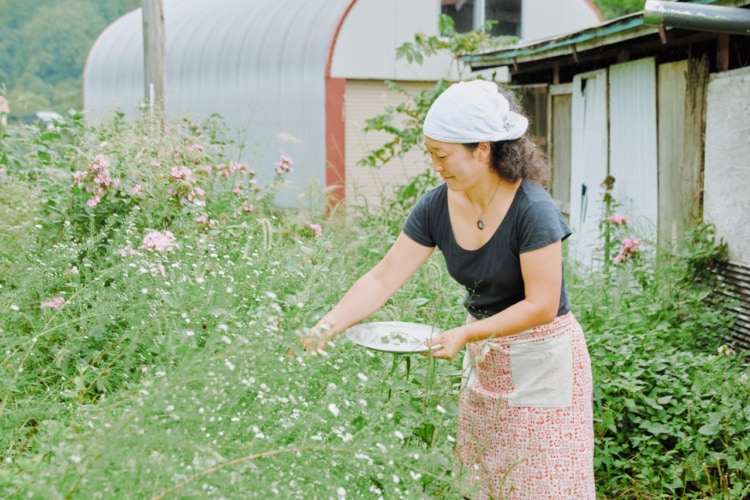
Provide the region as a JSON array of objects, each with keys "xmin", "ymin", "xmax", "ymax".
[{"xmin": 300, "ymin": 322, "xmax": 336, "ymax": 355}]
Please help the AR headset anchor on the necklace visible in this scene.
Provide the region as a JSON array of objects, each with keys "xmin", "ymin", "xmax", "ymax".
[{"xmin": 475, "ymin": 182, "xmax": 501, "ymax": 230}]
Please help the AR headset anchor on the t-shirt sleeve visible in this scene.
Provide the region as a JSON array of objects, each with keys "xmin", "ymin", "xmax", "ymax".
[
  {"xmin": 402, "ymin": 188, "xmax": 439, "ymax": 248},
  {"xmin": 518, "ymin": 198, "xmax": 572, "ymax": 253}
]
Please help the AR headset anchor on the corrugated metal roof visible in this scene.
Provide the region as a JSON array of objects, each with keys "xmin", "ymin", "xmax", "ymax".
[
  {"xmin": 462, "ymin": 0, "xmax": 750, "ymax": 70},
  {"xmin": 462, "ymin": 13, "xmax": 651, "ymax": 69},
  {"xmin": 83, "ymin": 0, "xmax": 353, "ymax": 206}
]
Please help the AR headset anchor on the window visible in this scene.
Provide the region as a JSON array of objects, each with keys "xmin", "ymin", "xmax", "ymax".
[{"xmin": 441, "ymin": 0, "xmax": 521, "ymax": 37}]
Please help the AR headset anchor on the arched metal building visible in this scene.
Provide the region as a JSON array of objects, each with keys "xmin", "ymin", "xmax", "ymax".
[{"xmin": 84, "ymin": 0, "xmax": 601, "ymax": 207}]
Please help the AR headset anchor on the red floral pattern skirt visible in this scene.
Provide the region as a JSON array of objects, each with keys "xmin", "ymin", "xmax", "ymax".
[{"xmin": 455, "ymin": 312, "xmax": 595, "ymax": 499}]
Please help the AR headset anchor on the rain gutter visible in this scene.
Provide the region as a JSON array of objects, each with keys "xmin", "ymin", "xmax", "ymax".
[
  {"xmin": 462, "ymin": 0, "xmax": 750, "ymax": 70},
  {"xmin": 644, "ymin": 0, "xmax": 750, "ymax": 36}
]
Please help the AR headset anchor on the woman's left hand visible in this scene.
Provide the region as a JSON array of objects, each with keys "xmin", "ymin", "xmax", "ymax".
[{"xmin": 425, "ymin": 328, "xmax": 467, "ymax": 360}]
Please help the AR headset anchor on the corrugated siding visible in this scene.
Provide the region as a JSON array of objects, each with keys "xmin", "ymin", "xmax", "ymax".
[
  {"xmin": 83, "ymin": 0, "xmax": 353, "ymax": 207},
  {"xmin": 344, "ymin": 80, "xmax": 433, "ymax": 207},
  {"xmin": 716, "ymin": 261, "xmax": 750, "ymax": 350}
]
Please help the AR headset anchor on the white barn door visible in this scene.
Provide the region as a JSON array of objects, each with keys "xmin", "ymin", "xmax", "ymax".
[
  {"xmin": 569, "ymin": 69, "xmax": 608, "ymax": 268},
  {"xmin": 609, "ymin": 58, "xmax": 658, "ymax": 241}
]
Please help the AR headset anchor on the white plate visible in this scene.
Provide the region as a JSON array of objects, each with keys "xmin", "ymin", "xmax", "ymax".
[{"xmin": 344, "ymin": 321, "xmax": 442, "ymax": 354}]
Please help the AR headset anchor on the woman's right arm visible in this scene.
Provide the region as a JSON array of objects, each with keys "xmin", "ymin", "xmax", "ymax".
[{"xmin": 303, "ymin": 232, "xmax": 434, "ymax": 352}]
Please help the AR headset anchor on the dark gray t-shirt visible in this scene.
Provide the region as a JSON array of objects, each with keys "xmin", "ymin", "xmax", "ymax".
[{"xmin": 402, "ymin": 180, "xmax": 572, "ymax": 319}]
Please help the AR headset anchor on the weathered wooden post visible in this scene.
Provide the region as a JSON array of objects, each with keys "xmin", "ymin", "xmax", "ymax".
[{"xmin": 142, "ymin": 0, "xmax": 166, "ymax": 116}]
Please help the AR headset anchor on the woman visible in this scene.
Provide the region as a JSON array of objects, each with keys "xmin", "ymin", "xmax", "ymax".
[{"xmin": 303, "ymin": 80, "xmax": 594, "ymax": 499}]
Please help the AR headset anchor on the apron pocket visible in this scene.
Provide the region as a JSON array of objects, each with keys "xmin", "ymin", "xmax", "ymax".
[{"xmin": 508, "ymin": 332, "xmax": 573, "ymax": 407}]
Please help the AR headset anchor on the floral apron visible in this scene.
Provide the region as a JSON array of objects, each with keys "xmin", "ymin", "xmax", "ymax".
[{"xmin": 455, "ymin": 312, "xmax": 595, "ymax": 499}]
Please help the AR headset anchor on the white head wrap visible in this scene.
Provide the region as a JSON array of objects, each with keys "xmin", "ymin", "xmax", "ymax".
[{"xmin": 423, "ymin": 80, "xmax": 528, "ymax": 143}]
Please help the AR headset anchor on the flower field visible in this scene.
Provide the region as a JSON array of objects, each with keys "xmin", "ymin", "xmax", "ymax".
[{"xmin": 0, "ymin": 113, "xmax": 747, "ymax": 499}]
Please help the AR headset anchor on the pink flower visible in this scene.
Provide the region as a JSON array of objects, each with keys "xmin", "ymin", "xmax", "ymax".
[
  {"xmin": 132, "ymin": 184, "xmax": 142, "ymax": 194},
  {"xmin": 614, "ymin": 236, "xmax": 641, "ymax": 264},
  {"xmin": 607, "ymin": 214, "xmax": 629, "ymax": 225},
  {"xmin": 150, "ymin": 263, "xmax": 166, "ymax": 277},
  {"xmin": 718, "ymin": 345, "xmax": 736, "ymax": 356},
  {"xmin": 195, "ymin": 215, "xmax": 215, "ymax": 230},
  {"xmin": 87, "ymin": 196, "xmax": 100, "ymax": 207},
  {"xmin": 141, "ymin": 230, "xmax": 177, "ymax": 253},
  {"xmin": 275, "ymin": 154, "xmax": 293, "ymax": 175},
  {"xmin": 41, "ymin": 297, "xmax": 66, "ymax": 309},
  {"xmin": 117, "ymin": 246, "xmax": 141, "ymax": 257},
  {"xmin": 309, "ymin": 223, "xmax": 323, "ymax": 237}
]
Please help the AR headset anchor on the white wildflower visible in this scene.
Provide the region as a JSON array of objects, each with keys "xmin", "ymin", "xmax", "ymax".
[{"xmin": 328, "ymin": 403, "xmax": 340, "ymax": 417}]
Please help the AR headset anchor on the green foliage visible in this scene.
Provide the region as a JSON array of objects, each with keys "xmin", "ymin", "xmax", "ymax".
[
  {"xmin": 359, "ymin": 15, "xmax": 515, "ymax": 169},
  {"xmin": 0, "ymin": 0, "xmax": 138, "ymax": 120},
  {"xmin": 0, "ymin": 111, "xmax": 748, "ymax": 499},
  {"xmin": 592, "ymin": 0, "xmax": 645, "ymax": 20},
  {"xmin": 395, "ymin": 15, "xmax": 515, "ymax": 70},
  {"xmin": 570, "ymin": 185, "xmax": 747, "ymax": 498}
]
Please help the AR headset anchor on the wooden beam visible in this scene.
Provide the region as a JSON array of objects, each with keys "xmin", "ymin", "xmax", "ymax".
[
  {"xmin": 716, "ymin": 33, "xmax": 730, "ymax": 72},
  {"xmin": 142, "ymin": 0, "xmax": 166, "ymax": 114}
]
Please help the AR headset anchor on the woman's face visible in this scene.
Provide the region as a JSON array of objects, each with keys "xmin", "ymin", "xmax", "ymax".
[{"xmin": 424, "ymin": 136, "xmax": 489, "ymax": 191}]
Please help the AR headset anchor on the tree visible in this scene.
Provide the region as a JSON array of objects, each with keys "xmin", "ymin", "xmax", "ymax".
[
  {"xmin": 592, "ymin": 0, "xmax": 645, "ymax": 20},
  {"xmin": 19, "ymin": 1, "xmax": 107, "ymax": 85},
  {"xmin": 0, "ymin": 0, "xmax": 139, "ymax": 119}
]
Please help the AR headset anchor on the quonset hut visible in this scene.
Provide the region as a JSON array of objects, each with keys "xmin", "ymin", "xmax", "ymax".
[{"xmin": 83, "ymin": 0, "xmax": 601, "ymax": 207}]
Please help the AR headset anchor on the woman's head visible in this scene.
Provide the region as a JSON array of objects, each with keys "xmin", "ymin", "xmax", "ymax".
[{"xmin": 423, "ymin": 80, "xmax": 548, "ymax": 185}]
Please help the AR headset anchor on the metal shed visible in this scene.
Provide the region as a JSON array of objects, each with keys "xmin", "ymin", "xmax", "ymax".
[
  {"xmin": 84, "ymin": 0, "xmax": 355, "ymax": 207},
  {"xmin": 83, "ymin": 0, "xmax": 602, "ymax": 208}
]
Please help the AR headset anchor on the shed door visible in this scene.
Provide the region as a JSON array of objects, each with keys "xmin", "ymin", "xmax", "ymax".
[
  {"xmin": 609, "ymin": 58, "xmax": 658, "ymax": 241},
  {"xmin": 569, "ymin": 70, "xmax": 608, "ymax": 268},
  {"xmin": 549, "ymin": 83, "xmax": 573, "ymax": 215}
]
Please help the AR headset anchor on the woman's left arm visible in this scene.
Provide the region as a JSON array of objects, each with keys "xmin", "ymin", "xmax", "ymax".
[{"xmin": 428, "ymin": 240, "xmax": 563, "ymax": 359}]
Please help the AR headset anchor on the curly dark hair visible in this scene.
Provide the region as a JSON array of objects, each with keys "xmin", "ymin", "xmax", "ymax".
[{"xmin": 464, "ymin": 84, "xmax": 550, "ymax": 185}]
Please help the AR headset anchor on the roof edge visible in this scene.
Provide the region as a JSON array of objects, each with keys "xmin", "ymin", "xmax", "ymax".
[{"xmin": 463, "ymin": 0, "xmax": 750, "ymax": 69}]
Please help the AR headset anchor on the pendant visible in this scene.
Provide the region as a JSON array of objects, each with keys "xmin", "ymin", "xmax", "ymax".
[{"xmin": 477, "ymin": 216, "xmax": 485, "ymax": 230}]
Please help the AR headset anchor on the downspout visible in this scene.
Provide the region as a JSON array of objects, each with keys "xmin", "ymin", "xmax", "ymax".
[{"xmin": 643, "ymin": 0, "xmax": 750, "ymax": 35}]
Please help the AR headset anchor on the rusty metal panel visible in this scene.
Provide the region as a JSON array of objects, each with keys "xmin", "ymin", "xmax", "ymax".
[{"xmin": 716, "ymin": 261, "xmax": 750, "ymax": 350}]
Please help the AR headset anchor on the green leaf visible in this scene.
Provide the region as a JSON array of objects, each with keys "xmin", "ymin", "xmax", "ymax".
[{"xmin": 697, "ymin": 422, "xmax": 722, "ymax": 436}]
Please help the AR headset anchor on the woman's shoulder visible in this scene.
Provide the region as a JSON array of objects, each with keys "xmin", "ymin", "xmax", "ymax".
[
  {"xmin": 416, "ymin": 182, "xmax": 448, "ymax": 208},
  {"xmin": 517, "ymin": 179, "xmax": 556, "ymax": 205}
]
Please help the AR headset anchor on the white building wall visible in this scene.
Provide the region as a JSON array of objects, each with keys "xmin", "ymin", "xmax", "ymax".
[
  {"xmin": 522, "ymin": 0, "xmax": 601, "ymax": 41},
  {"xmin": 331, "ymin": 0, "xmax": 463, "ymax": 81},
  {"xmin": 344, "ymin": 81, "xmax": 434, "ymax": 207},
  {"xmin": 704, "ymin": 66, "xmax": 750, "ymax": 264}
]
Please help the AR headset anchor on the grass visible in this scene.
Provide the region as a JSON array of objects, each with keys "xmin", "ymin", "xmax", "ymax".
[{"xmin": 0, "ymin": 112, "xmax": 748, "ymax": 499}]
